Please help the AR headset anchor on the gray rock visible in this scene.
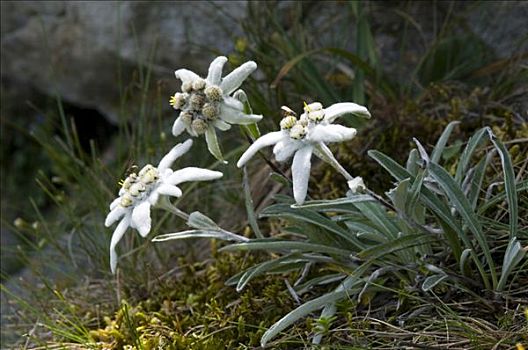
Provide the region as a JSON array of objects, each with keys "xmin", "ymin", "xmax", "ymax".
[{"xmin": 1, "ymin": 1, "xmax": 247, "ymax": 123}]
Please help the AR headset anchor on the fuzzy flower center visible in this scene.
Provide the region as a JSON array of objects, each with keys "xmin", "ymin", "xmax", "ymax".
[
  {"xmin": 118, "ymin": 164, "xmax": 160, "ymax": 207},
  {"xmin": 170, "ymin": 78, "xmax": 224, "ymax": 135},
  {"xmin": 279, "ymin": 102, "xmax": 325, "ymax": 140}
]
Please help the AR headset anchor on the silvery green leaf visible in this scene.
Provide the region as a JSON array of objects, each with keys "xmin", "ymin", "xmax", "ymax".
[
  {"xmin": 431, "ymin": 120, "xmax": 460, "ymax": 163},
  {"xmin": 486, "ymin": 128, "xmax": 518, "ymax": 239},
  {"xmin": 406, "ymin": 148, "xmax": 420, "ymax": 176},
  {"xmin": 422, "ymin": 274, "xmax": 448, "ymax": 292},
  {"xmin": 413, "ymin": 137, "xmax": 430, "ymax": 164},
  {"xmin": 428, "ymin": 161, "xmax": 497, "ymax": 289},
  {"xmin": 260, "ymin": 276, "xmax": 363, "ymax": 347},
  {"xmin": 153, "ymin": 229, "xmax": 234, "ymax": 242},
  {"xmin": 205, "ymin": 127, "xmax": 226, "ymax": 163},
  {"xmin": 497, "ymin": 237, "xmax": 526, "ymax": 291},
  {"xmin": 187, "ymin": 211, "xmax": 219, "ymax": 230}
]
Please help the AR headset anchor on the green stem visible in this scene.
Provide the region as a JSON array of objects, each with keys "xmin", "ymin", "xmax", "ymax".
[{"xmin": 157, "ymin": 197, "xmax": 190, "ymax": 221}]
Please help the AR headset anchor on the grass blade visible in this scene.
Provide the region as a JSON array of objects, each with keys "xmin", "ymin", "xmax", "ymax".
[{"xmin": 243, "ymin": 166, "xmax": 263, "ymax": 238}]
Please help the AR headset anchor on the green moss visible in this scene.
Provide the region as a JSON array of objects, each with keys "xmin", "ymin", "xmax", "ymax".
[{"xmin": 88, "ymin": 250, "xmax": 301, "ymax": 349}]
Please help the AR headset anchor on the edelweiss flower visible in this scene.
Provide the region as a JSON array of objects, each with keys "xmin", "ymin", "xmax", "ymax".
[
  {"xmin": 237, "ymin": 102, "xmax": 370, "ymax": 205},
  {"xmin": 170, "ymin": 56, "xmax": 263, "ymax": 161},
  {"xmin": 105, "ymin": 139, "xmax": 223, "ymax": 273},
  {"xmin": 347, "ymin": 176, "xmax": 366, "ymax": 194}
]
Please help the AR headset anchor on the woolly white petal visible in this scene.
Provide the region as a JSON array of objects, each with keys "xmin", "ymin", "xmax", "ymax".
[
  {"xmin": 223, "ymin": 96, "xmax": 244, "ymax": 111},
  {"xmin": 213, "ymin": 119, "xmax": 232, "ymax": 131},
  {"xmin": 307, "ymin": 124, "xmax": 357, "ymax": 143},
  {"xmin": 291, "ymin": 146, "xmax": 313, "ymax": 205},
  {"xmin": 172, "ymin": 116, "xmax": 187, "ymax": 137},
  {"xmin": 206, "ymin": 56, "xmax": 228, "ymax": 85},
  {"xmin": 174, "ymin": 69, "xmax": 200, "ymax": 83},
  {"xmin": 237, "ymin": 131, "xmax": 286, "ymax": 168},
  {"xmin": 131, "ymin": 201, "xmax": 152, "ymax": 237},
  {"xmin": 157, "ymin": 139, "xmax": 193, "ymax": 171},
  {"xmin": 105, "ymin": 206, "xmax": 128, "ymax": 227},
  {"xmin": 157, "ymin": 184, "xmax": 183, "ymax": 198},
  {"xmin": 110, "ymin": 215, "xmax": 130, "ymax": 274},
  {"xmin": 324, "ymin": 102, "xmax": 371, "ymax": 123},
  {"xmin": 219, "ymin": 106, "xmax": 263, "ymax": 125},
  {"xmin": 167, "ymin": 167, "xmax": 223, "ymax": 185},
  {"xmin": 273, "ymin": 139, "xmax": 302, "ymax": 162},
  {"xmin": 148, "ymin": 191, "xmax": 160, "ymax": 206},
  {"xmin": 220, "ymin": 61, "xmax": 257, "ymax": 95},
  {"xmin": 109, "ymin": 197, "xmax": 121, "ymax": 210}
]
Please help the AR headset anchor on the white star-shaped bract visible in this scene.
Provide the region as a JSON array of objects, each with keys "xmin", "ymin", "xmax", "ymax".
[
  {"xmin": 104, "ymin": 139, "xmax": 223, "ymax": 273},
  {"xmin": 170, "ymin": 56, "xmax": 263, "ymax": 161},
  {"xmin": 237, "ymin": 102, "xmax": 370, "ymax": 205}
]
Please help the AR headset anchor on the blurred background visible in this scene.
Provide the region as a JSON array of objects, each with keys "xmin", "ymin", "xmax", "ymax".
[{"xmin": 1, "ymin": 1, "xmax": 527, "ymax": 346}]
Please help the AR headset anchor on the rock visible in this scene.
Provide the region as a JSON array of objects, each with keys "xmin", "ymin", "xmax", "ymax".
[{"xmin": 1, "ymin": 1, "xmax": 248, "ymax": 123}]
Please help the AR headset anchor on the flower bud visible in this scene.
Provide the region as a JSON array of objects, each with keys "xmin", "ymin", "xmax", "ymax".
[
  {"xmin": 280, "ymin": 116, "xmax": 297, "ymax": 130},
  {"xmin": 304, "ymin": 102, "xmax": 323, "ymax": 113},
  {"xmin": 308, "ymin": 109, "xmax": 325, "ymax": 122},
  {"xmin": 202, "ymin": 103, "xmax": 219, "ymax": 120},
  {"xmin": 139, "ymin": 165, "xmax": 159, "ymax": 184},
  {"xmin": 128, "ymin": 182, "xmax": 146, "ymax": 196},
  {"xmin": 139, "ymin": 164, "xmax": 155, "ymax": 177},
  {"xmin": 181, "ymin": 81, "xmax": 193, "ymax": 92},
  {"xmin": 192, "ymin": 118, "xmax": 208, "ymax": 135},
  {"xmin": 192, "ymin": 78, "xmax": 206, "ymax": 91},
  {"xmin": 204, "ymin": 85, "xmax": 223, "ymax": 102},
  {"xmin": 289, "ymin": 124, "xmax": 307, "ymax": 140},
  {"xmin": 190, "ymin": 93, "xmax": 205, "ymax": 110},
  {"xmin": 180, "ymin": 111, "xmax": 193, "ymax": 125},
  {"xmin": 169, "ymin": 93, "xmax": 186, "ymax": 110},
  {"xmin": 141, "ymin": 168, "xmax": 159, "ymax": 184},
  {"xmin": 122, "ymin": 173, "xmax": 138, "ymax": 190},
  {"xmin": 120, "ymin": 194, "xmax": 134, "ymax": 207},
  {"xmin": 298, "ymin": 116, "xmax": 309, "ymax": 127}
]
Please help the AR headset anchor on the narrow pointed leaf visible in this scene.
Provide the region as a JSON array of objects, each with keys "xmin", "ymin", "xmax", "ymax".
[
  {"xmin": 455, "ymin": 127, "xmax": 488, "ymax": 183},
  {"xmin": 428, "ymin": 161, "xmax": 497, "ymax": 288},
  {"xmin": 219, "ymin": 240, "xmax": 352, "ymax": 257},
  {"xmin": 154, "ymin": 230, "xmax": 236, "ymax": 242},
  {"xmin": 422, "ymin": 274, "xmax": 448, "ymax": 292},
  {"xmin": 260, "ymin": 277, "xmax": 362, "ymax": 346},
  {"xmin": 243, "ymin": 166, "xmax": 263, "ymax": 238},
  {"xmin": 486, "ymin": 128, "xmax": 518, "ymax": 239},
  {"xmin": 431, "ymin": 121, "xmax": 460, "ymax": 163}
]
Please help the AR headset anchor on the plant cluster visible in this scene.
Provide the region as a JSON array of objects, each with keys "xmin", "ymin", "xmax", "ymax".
[
  {"xmin": 101, "ymin": 54, "xmax": 526, "ymax": 347},
  {"xmin": 2, "ymin": 2, "xmax": 527, "ymax": 348}
]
